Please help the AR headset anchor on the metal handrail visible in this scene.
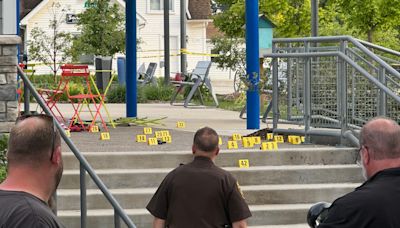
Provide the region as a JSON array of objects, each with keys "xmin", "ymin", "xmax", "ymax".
[
  {"xmin": 17, "ymin": 66, "xmax": 136, "ymax": 228},
  {"xmin": 265, "ymin": 36, "xmax": 400, "ymax": 146}
]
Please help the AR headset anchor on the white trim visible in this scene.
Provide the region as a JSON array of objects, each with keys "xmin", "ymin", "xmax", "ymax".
[
  {"xmin": 187, "ymin": 19, "xmax": 212, "ymax": 23},
  {"xmin": 20, "ymin": 0, "xmax": 50, "ymax": 25},
  {"xmin": 146, "ymin": 0, "xmax": 175, "ymax": 14}
]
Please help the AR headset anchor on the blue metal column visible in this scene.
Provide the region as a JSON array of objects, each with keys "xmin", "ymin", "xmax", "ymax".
[
  {"xmin": 245, "ymin": 0, "xmax": 260, "ymax": 129},
  {"xmin": 126, "ymin": 0, "xmax": 137, "ymax": 117}
]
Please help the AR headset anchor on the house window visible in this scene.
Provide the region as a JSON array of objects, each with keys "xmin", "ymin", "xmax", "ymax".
[{"xmin": 149, "ymin": 0, "xmax": 174, "ymax": 12}]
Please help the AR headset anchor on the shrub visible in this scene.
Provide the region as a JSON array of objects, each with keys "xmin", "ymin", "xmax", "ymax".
[
  {"xmin": 107, "ymin": 84, "xmax": 126, "ymax": 103},
  {"xmin": 0, "ymin": 134, "xmax": 8, "ymax": 183}
]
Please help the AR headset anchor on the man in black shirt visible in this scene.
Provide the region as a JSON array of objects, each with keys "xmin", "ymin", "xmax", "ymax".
[
  {"xmin": 318, "ymin": 117, "xmax": 400, "ymax": 228},
  {"xmin": 147, "ymin": 127, "xmax": 252, "ymax": 228},
  {"xmin": 0, "ymin": 114, "xmax": 64, "ymax": 227}
]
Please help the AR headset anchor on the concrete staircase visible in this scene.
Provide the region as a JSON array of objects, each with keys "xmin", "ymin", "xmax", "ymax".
[{"xmin": 57, "ymin": 147, "xmax": 362, "ymax": 228}]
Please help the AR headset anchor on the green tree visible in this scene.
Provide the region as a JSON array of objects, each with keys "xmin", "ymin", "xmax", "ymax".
[
  {"xmin": 28, "ymin": 2, "xmax": 72, "ymax": 77},
  {"xmin": 338, "ymin": 0, "xmax": 400, "ymax": 43},
  {"xmin": 71, "ymin": 0, "xmax": 125, "ymax": 58}
]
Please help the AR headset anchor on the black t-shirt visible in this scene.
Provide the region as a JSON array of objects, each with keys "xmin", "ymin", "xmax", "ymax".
[
  {"xmin": 0, "ymin": 189, "xmax": 64, "ymax": 228},
  {"xmin": 147, "ymin": 156, "xmax": 252, "ymax": 228},
  {"xmin": 318, "ymin": 167, "xmax": 400, "ymax": 228}
]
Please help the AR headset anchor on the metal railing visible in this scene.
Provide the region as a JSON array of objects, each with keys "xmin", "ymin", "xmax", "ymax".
[
  {"xmin": 17, "ymin": 66, "xmax": 136, "ymax": 228},
  {"xmin": 264, "ymin": 36, "xmax": 400, "ymax": 146}
]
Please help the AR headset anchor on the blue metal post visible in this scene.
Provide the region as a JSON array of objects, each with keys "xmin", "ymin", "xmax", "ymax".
[
  {"xmin": 126, "ymin": 0, "xmax": 137, "ymax": 117},
  {"xmin": 245, "ymin": 0, "xmax": 260, "ymax": 129}
]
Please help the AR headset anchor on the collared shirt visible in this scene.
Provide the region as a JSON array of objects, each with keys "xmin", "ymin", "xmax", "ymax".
[
  {"xmin": 147, "ymin": 156, "xmax": 252, "ymax": 228},
  {"xmin": 318, "ymin": 167, "xmax": 400, "ymax": 228}
]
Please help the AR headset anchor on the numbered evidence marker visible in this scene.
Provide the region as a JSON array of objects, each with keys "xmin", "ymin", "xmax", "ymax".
[
  {"xmin": 161, "ymin": 130, "xmax": 170, "ymax": 137},
  {"xmin": 301, "ymin": 136, "xmax": 305, "ymax": 143},
  {"xmin": 260, "ymin": 141, "xmax": 278, "ymax": 151},
  {"xmin": 274, "ymin": 135, "xmax": 285, "ymax": 143},
  {"xmin": 219, "ymin": 137, "xmax": 223, "ymax": 145},
  {"xmin": 154, "ymin": 131, "xmax": 164, "ymax": 138},
  {"xmin": 162, "ymin": 135, "xmax": 172, "ymax": 143},
  {"xmin": 176, "ymin": 121, "xmax": 186, "ymax": 128},
  {"xmin": 148, "ymin": 137, "xmax": 158, "ymax": 146},
  {"xmin": 100, "ymin": 132, "xmax": 110, "ymax": 140},
  {"xmin": 266, "ymin": 133, "xmax": 274, "ymax": 140},
  {"xmin": 252, "ymin": 136, "xmax": 262, "ymax": 145},
  {"xmin": 143, "ymin": 127, "xmax": 153, "ymax": 135},
  {"xmin": 288, "ymin": 135, "xmax": 301, "ymax": 145},
  {"xmin": 232, "ymin": 133, "xmax": 242, "ymax": 141},
  {"xmin": 136, "ymin": 134, "xmax": 147, "ymax": 143},
  {"xmin": 242, "ymin": 137, "xmax": 254, "ymax": 148},
  {"xmin": 65, "ymin": 130, "xmax": 71, "ymax": 138},
  {"xmin": 238, "ymin": 159, "xmax": 250, "ymax": 168},
  {"xmin": 227, "ymin": 140, "xmax": 239, "ymax": 149},
  {"xmin": 89, "ymin": 125, "xmax": 99, "ymax": 133}
]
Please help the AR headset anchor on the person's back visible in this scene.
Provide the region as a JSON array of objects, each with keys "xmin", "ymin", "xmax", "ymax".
[
  {"xmin": 162, "ymin": 157, "xmax": 246, "ymax": 227},
  {"xmin": 147, "ymin": 127, "xmax": 251, "ymax": 228},
  {"xmin": 0, "ymin": 190, "xmax": 62, "ymax": 228},
  {"xmin": 317, "ymin": 117, "xmax": 400, "ymax": 228}
]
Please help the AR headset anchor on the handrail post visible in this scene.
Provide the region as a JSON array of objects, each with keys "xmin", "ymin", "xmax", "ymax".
[
  {"xmin": 304, "ymin": 41, "xmax": 311, "ymax": 143},
  {"xmin": 339, "ymin": 40, "xmax": 348, "ymax": 145},
  {"xmin": 80, "ymin": 164, "xmax": 87, "ymax": 228},
  {"xmin": 114, "ymin": 210, "xmax": 121, "ymax": 228},
  {"xmin": 272, "ymin": 42, "xmax": 279, "ymax": 129},
  {"xmin": 287, "ymin": 44, "xmax": 293, "ymax": 120},
  {"xmin": 23, "ymin": 81, "xmax": 30, "ymax": 114},
  {"xmin": 378, "ymin": 67, "xmax": 387, "ymax": 116}
]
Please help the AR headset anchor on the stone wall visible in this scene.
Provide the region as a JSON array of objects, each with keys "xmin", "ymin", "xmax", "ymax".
[{"xmin": 0, "ymin": 36, "xmax": 21, "ymax": 133}]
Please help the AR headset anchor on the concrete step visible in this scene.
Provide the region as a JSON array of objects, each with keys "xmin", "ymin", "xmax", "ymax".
[
  {"xmin": 57, "ymin": 183, "xmax": 358, "ymax": 210},
  {"xmin": 62, "ymin": 148, "xmax": 357, "ymax": 170},
  {"xmin": 59, "ymin": 164, "xmax": 363, "ymax": 189},
  {"xmin": 58, "ymin": 204, "xmax": 312, "ymax": 228}
]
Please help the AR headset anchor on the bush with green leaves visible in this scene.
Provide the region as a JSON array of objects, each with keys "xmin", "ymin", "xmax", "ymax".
[{"xmin": 0, "ymin": 134, "xmax": 8, "ymax": 183}]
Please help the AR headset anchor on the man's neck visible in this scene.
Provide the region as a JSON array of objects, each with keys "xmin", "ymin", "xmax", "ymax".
[{"xmin": 0, "ymin": 168, "xmax": 53, "ymax": 202}]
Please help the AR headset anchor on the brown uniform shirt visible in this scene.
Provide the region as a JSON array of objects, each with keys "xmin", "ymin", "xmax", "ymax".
[{"xmin": 146, "ymin": 156, "xmax": 252, "ymax": 228}]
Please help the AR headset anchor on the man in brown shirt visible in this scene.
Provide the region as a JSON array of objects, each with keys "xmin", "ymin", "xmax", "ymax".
[{"xmin": 147, "ymin": 127, "xmax": 251, "ymax": 228}]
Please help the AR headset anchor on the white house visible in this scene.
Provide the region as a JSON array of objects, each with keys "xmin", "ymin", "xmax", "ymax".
[{"xmin": 19, "ymin": 0, "xmax": 214, "ymax": 78}]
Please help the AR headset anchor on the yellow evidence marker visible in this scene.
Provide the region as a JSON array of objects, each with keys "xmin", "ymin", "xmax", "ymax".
[
  {"xmin": 100, "ymin": 132, "xmax": 110, "ymax": 140},
  {"xmin": 143, "ymin": 127, "xmax": 153, "ymax": 135},
  {"xmin": 274, "ymin": 135, "xmax": 284, "ymax": 143},
  {"xmin": 162, "ymin": 135, "xmax": 172, "ymax": 143},
  {"xmin": 242, "ymin": 137, "xmax": 254, "ymax": 148},
  {"xmin": 154, "ymin": 131, "xmax": 163, "ymax": 138},
  {"xmin": 176, "ymin": 121, "xmax": 186, "ymax": 128},
  {"xmin": 252, "ymin": 136, "xmax": 262, "ymax": 145},
  {"xmin": 291, "ymin": 136, "xmax": 302, "ymax": 145},
  {"xmin": 227, "ymin": 140, "xmax": 239, "ymax": 149},
  {"xmin": 238, "ymin": 159, "xmax": 250, "ymax": 168},
  {"xmin": 301, "ymin": 136, "xmax": 305, "ymax": 143},
  {"xmin": 136, "ymin": 134, "xmax": 147, "ymax": 143},
  {"xmin": 260, "ymin": 142, "xmax": 278, "ymax": 151},
  {"xmin": 65, "ymin": 130, "xmax": 71, "ymax": 138},
  {"xmin": 232, "ymin": 133, "xmax": 242, "ymax": 141},
  {"xmin": 89, "ymin": 125, "xmax": 99, "ymax": 133},
  {"xmin": 219, "ymin": 137, "xmax": 223, "ymax": 145},
  {"xmin": 148, "ymin": 137, "xmax": 158, "ymax": 146},
  {"xmin": 161, "ymin": 130, "xmax": 170, "ymax": 137},
  {"xmin": 266, "ymin": 133, "xmax": 274, "ymax": 140}
]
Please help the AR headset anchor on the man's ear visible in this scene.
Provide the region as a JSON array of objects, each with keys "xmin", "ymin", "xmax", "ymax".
[
  {"xmin": 363, "ymin": 147, "xmax": 370, "ymax": 165},
  {"xmin": 215, "ymin": 147, "xmax": 220, "ymax": 156},
  {"xmin": 51, "ymin": 146, "xmax": 62, "ymax": 165},
  {"xmin": 192, "ymin": 145, "xmax": 196, "ymax": 155}
]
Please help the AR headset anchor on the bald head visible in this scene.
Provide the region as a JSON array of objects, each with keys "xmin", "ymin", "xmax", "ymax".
[
  {"xmin": 193, "ymin": 127, "xmax": 219, "ymax": 153},
  {"xmin": 7, "ymin": 116, "xmax": 60, "ymax": 167},
  {"xmin": 360, "ymin": 117, "xmax": 400, "ymax": 160}
]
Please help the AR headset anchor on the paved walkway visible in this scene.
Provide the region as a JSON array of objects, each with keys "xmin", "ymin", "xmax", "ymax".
[{"xmin": 47, "ymin": 103, "xmax": 307, "ymax": 152}]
